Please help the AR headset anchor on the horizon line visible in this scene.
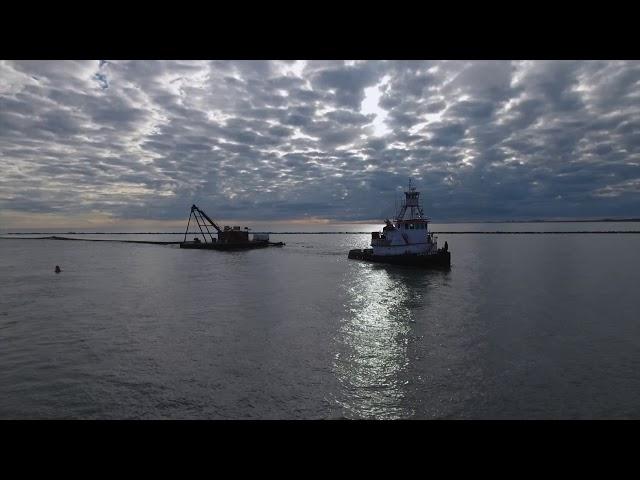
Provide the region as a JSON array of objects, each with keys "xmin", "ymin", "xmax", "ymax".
[{"xmin": 2, "ymin": 217, "xmax": 640, "ymax": 233}]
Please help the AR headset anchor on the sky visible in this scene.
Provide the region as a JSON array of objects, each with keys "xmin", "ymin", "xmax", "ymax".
[{"xmin": 1, "ymin": 60, "xmax": 639, "ymax": 229}]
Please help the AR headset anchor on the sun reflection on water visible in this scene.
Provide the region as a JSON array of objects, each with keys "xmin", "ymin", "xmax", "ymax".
[{"xmin": 333, "ymin": 263, "xmax": 428, "ymax": 419}]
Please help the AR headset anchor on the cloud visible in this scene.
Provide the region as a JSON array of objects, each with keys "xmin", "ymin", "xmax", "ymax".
[{"xmin": 1, "ymin": 60, "xmax": 639, "ymax": 227}]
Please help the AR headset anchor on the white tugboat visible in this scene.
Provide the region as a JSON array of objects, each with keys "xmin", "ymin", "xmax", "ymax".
[{"xmin": 348, "ymin": 181, "xmax": 450, "ymax": 268}]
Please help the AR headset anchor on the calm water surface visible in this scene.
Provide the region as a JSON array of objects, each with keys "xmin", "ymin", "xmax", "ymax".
[{"xmin": 1, "ymin": 225, "xmax": 640, "ymax": 419}]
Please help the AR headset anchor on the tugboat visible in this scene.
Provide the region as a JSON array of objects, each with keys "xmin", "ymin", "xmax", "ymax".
[
  {"xmin": 348, "ymin": 181, "xmax": 450, "ymax": 268},
  {"xmin": 179, "ymin": 204, "xmax": 285, "ymax": 250}
]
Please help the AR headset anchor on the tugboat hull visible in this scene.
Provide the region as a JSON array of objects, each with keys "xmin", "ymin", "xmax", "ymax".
[{"xmin": 348, "ymin": 248, "xmax": 450, "ymax": 269}]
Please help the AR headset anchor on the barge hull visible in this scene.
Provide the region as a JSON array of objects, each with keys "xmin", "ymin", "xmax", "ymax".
[
  {"xmin": 348, "ymin": 248, "xmax": 450, "ymax": 269},
  {"xmin": 179, "ymin": 241, "xmax": 284, "ymax": 250}
]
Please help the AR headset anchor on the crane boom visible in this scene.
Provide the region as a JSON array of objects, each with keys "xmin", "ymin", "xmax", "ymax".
[{"xmin": 192, "ymin": 204, "xmax": 222, "ymax": 233}]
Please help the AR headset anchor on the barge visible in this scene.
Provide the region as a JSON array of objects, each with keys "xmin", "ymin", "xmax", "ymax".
[{"xmin": 179, "ymin": 204, "xmax": 284, "ymax": 250}]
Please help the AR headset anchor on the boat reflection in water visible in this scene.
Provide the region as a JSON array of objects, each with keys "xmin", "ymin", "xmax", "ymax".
[{"xmin": 333, "ymin": 262, "xmax": 448, "ymax": 419}]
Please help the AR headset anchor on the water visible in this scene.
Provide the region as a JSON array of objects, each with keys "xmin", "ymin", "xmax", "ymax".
[{"xmin": 1, "ymin": 225, "xmax": 640, "ymax": 419}]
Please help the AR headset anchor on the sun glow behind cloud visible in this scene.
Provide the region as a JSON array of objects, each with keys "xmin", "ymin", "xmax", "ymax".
[{"xmin": 361, "ymin": 75, "xmax": 391, "ymax": 137}]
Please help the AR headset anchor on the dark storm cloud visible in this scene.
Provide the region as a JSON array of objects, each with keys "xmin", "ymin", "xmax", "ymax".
[{"xmin": 1, "ymin": 60, "xmax": 639, "ymax": 224}]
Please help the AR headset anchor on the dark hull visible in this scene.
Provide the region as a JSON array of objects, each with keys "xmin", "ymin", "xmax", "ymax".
[
  {"xmin": 180, "ymin": 241, "xmax": 284, "ymax": 250},
  {"xmin": 348, "ymin": 248, "xmax": 450, "ymax": 269}
]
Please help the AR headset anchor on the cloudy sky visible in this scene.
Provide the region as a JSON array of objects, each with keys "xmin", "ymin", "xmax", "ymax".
[{"xmin": 1, "ymin": 60, "xmax": 639, "ymax": 228}]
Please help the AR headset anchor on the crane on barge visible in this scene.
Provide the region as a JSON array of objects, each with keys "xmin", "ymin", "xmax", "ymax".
[
  {"xmin": 180, "ymin": 204, "xmax": 284, "ymax": 250},
  {"xmin": 183, "ymin": 204, "xmax": 223, "ymax": 244}
]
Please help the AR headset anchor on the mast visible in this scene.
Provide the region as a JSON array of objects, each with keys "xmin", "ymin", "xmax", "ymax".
[{"xmin": 396, "ymin": 179, "xmax": 425, "ymax": 221}]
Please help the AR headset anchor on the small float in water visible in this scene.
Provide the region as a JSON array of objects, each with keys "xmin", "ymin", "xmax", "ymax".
[
  {"xmin": 348, "ymin": 181, "xmax": 450, "ymax": 268},
  {"xmin": 179, "ymin": 204, "xmax": 284, "ymax": 250}
]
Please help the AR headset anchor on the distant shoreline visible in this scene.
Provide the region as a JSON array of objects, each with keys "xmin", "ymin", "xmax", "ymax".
[
  {"xmin": 3, "ymin": 218, "xmax": 640, "ymax": 235},
  {"xmin": 481, "ymin": 218, "xmax": 640, "ymax": 223},
  {"xmin": 2, "ymin": 219, "xmax": 640, "ymax": 236},
  {"xmin": 3, "ymin": 231, "xmax": 640, "ymax": 241}
]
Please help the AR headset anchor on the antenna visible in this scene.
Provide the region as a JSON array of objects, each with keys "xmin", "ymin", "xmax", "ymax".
[{"xmin": 394, "ymin": 193, "xmax": 398, "ymax": 219}]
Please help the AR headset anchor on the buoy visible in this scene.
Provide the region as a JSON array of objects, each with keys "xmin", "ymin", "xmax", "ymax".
[{"xmin": 55, "ymin": 265, "xmax": 61, "ymax": 273}]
